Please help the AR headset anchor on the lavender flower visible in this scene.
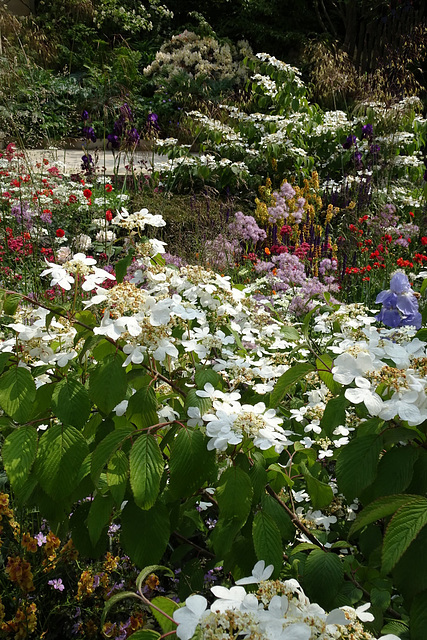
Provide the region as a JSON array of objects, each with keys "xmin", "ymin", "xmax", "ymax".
[
  {"xmin": 48, "ymin": 578, "xmax": 65, "ymax": 591},
  {"xmin": 343, "ymin": 134, "xmax": 357, "ymax": 149},
  {"xmin": 82, "ymin": 126, "xmax": 96, "ymax": 143}
]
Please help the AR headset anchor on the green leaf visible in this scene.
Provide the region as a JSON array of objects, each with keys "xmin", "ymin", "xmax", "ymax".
[
  {"xmin": 70, "ymin": 500, "xmax": 109, "ymax": 558},
  {"xmin": 261, "ymin": 494, "xmax": 295, "ymax": 541},
  {"xmin": 279, "ymin": 324, "xmax": 300, "ymax": 341},
  {"xmin": 3, "ymin": 292, "xmax": 21, "ymax": 315},
  {"xmin": 2, "ymin": 426, "xmax": 37, "ymax": 491},
  {"xmin": 195, "ymin": 368, "xmax": 221, "ymax": 388},
  {"xmin": 301, "ymin": 463, "xmax": 334, "ymax": 510},
  {"xmin": 320, "ymin": 393, "xmax": 349, "ymax": 438},
  {"xmin": 270, "ymin": 362, "xmax": 315, "ymax": 407},
  {"xmin": 410, "ymin": 591, "xmax": 427, "ymax": 640},
  {"xmin": 34, "ymin": 424, "xmax": 89, "ymax": 501},
  {"xmin": 0, "ymin": 352, "xmax": 10, "ymax": 375},
  {"xmin": 252, "ymin": 511, "xmax": 283, "ymax": 575},
  {"xmin": 368, "ymin": 447, "xmax": 419, "ymax": 500},
  {"xmin": 107, "ymin": 449, "xmax": 129, "ymax": 506},
  {"xmin": 115, "ymin": 249, "xmax": 135, "ymax": 284},
  {"xmin": 381, "ymin": 620, "xmax": 409, "ymax": 638},
  {"xmin": 304, "ymin": 549, "xmax": 344, "ymax": 609},
  {"xmin": 121, "ymin": 500, "xmax": 170, "ymax": 568},
  {"xmin": 336, "ymin": 434, "xmax": 383, "ymax": 501},
  {"xmin": 184, "ymin": 389, "xmax": 211, "ymax": 415},
  {"xmin": 216, "ymin": 466, "xmax": 253, "ymax": 524},
  {"xmin": 130, "ymin": 434, "xmax": 164, "ymax": 510},
  {"xmin": 127, "ymin": 385, "xmax": 158, "ymax": 429},
  {"xmin": 136, "ymin": 565, "xmax": 175, "ymax": 593},
  {"xmin": 100, "ymin": 590, "xmax": 140, "ymax": 628},
  {"xmin": 89, "ymin": 354, "xmax": 127, "ymax": 415},
  {"xmin": 87, "ymin": 492, "xmax": 114, "ymax": 546},
  {"xmin": 151, "ymin": 596, "xmax": 179, "ymax": 634},
  {"xmin": 0, "ymin": 367, "xmax": 36, "ymax": 423},
  {"xmin": 382, "ymin": 498, "xmax": 427, "ymax": 574},
  {"xmin": 316, "ymin": 354, "xmax": 340, "ymax": 394},
  {"xmin": 91, "ymin": 425, "xmax": 134, "ymax": 482},
  {"xmin": 52, "ymin": 377, "xmax": 91, "ymax": 428},
  {"xmin": 349, "ymin": 494, "xmax": 421, "ymax": 537},
  {"xmin": 169, "ymin": 429, "xmax": 216, "ymax": 499},
  {"xmin": 123, "ymin": 632, "xmax": 160, "ymax": 640}
]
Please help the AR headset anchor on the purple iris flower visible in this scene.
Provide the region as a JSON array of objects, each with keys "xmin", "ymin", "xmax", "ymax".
[
  {"xmin": 361, "ymin": 123, "xmax": 373, "ymax": 139},
  {"xmin": 81, "ymin": 110, "xmax": 89, "ymax": 121},
  {"xmin": 82, "ymin": 126, "xmax": 96, "ymax": 143},
  {"xmin": 376, "ymin": 272, "xmax": 421, "ymax": 329},
  {"xmin": 343, "ymin": 135, "xmax": 357, "ymax": 149},
  {"xmin": 107, "ymin": 133, "xmax": 120, "ymax": 149}
]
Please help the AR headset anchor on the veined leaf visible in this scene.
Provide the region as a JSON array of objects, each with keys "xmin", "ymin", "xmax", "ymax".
[
  {"xmin": 89, "ymin": 354, "xmax": 127, "ymax": 415},
  {"xmin": 349, "ymin": 494, "xmax": 420, "ymax": 537},
  {"xmin": 252, "ymin": 511, "xmax": 283, "ymax": 575},
  {"xmin": 129, "ymin": 434, "xmax": 164, "ymax": 510},
  {"xmin": 52, "ymin": 377, "xmax": 91, "ymax": 428},
  {"xmin": 121, "ymin": 500, "xmax": 170, "ymax": 568},
  {"xmin": 336, "ymin": 434, "xmax": 383, "ymax": 501},
  {"xmin": 169, "ymin": 429, "xmax": 216, "ymax": 498},
  {"xmin": 270, "ymin": 362, "xmax": 315, "ymax": 407},
  {"xmin": 91, "ymin": 425, "xmax": 134, "ymax": 482},
  {"xmin": 216, "ymin": 466, "xmax": 253, "ymax": 524},
  {"xmin": 304, "ymin": 549, "xmax": 344, "ymax": 609},
  {"xmin": 107, "ymin": 449, "xmax": 129, "ymax": 506},
  {"xmin": 2, "ymin": 426, "xmax": 37, "ymax": 492},
  {"xmin": 87, "ymin": 492, "xmax": 114, "ymax": 546},
  {"xmin": 35, "ymin": 424, "xmax": 89, "ymax": 501},
  {"xmin": 382, "ymin": 498, "xmax": 427, "ymax": 574},
  {"xmin": 0, "ymin": 367, "xmax": 36, "ymax": 423}
]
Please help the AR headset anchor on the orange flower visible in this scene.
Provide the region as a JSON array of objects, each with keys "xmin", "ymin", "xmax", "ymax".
[
  {"xmin": 264, "ymin": 247, "xmax": 271, "ymax": 255},
  {"xmin": 21, "ymin": 533, "xmax": 37, "ymax": 553},
  {"xmin": 5, "ymin": 556, "xmax": 35, "ymax": 592}
]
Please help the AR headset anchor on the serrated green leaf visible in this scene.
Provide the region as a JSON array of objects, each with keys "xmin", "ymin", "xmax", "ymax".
[
  {"xmin": 349, "ymin": 494, "xmax": 421, "ymax": 537},
  {"xmin": 371, "ymin": 587, "xmax": 391, "ymax": 611},
  {"xmin": 216, "ymin": 466, "xmax": 253, "ymax": 524},
  {"xmin": 0, "ymin": 352, "xmax": 10, "ymax": 375},
  {"xmin": 301, "ymin": 462, "xmax": 334, "ymax": 510},
  {"xmin": 252, "ymin": 511, "xmax": 283, "ymax": 575},
  {"xmin": 127, "ymin": 385, "xmax": 158, "ymax": 429},
  {"xmin": 87, "ymin": 492, "xmax": 114, "ymax": 546},
  {"xmin": 151, "ymin": 596, "xmax": 179, "ymax": 634},
  {"xmin": 320, "ymin": 393, "xmax": 349, "ymax": 438},
  {"xmin": 270, "ymin": 362, "xmax": 316, "ymax": 407},
  {"xmin": 121, "ymin": 500, "xmax": 170, "ymax": 568},
  {"xmin": 169, "ymin": 429, "xmax": 216, "ymax": 499},
  {"xmin": 91, "ymin": 425, "xmax": 134, "ymax": 481},
  {"xmin": 382, "ymin": 498, "xmax": 427, "ymax": 574},
  {"xmin": 3, "ymin": 292, "xmax": 21, "ymax": 315},
  {"xmin": 369, "ymin": 447, "xmax": 419, "ymax": 500},
  {"xmin": 89, "ymin": 354, "xmax": 127, "ymax": 414},
  {"xmin": 304, "ymin": 549, "xmax": 344, "ymax": 609},
  {"xmin": 0, "ymin": 367, "xmax": 36, "ymax": 423},
  {"xmin": 130, "ymin": 434, "xmax": 164, "ymax": 510},
  {"xmin": 261, "ymin": 494, "xmax": 295, "ymax": 541},
  {"xmin": 107, "ymin": 449, "xmax": 129, "ymax": 506},
  {"xmin": 52, "ymin": 377, "xmax": 91, "ymax": 428},
  {"xmin": 115, "ymin": 249, "xmax": 134, "ymax": 284},
  {"xmin": 2, "ymin": 426, "xmax": 37, "ymax": 491},
  {"xmin": 381, "ymin": 620, "xmax": 409, "ymax": 638},
  {"xmin": 184, "ymin": 389, "xmax": 211, "ymax": 415},
  {"xmin": 35, "ymin": 424, "xmax": 89, "ymax": 501},
  {"xmin": 195, "ymin": 368, "xmax": 221, "ymax": 389},
  {"xmin": 336, "ymin": 434, "xmax": 383, "ymax": 501}
]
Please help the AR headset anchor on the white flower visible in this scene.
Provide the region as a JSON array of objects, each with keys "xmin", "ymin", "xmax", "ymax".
[
  {"xmin": 345, "ymin": 378, "xmax": 383, "ymax": 416},
  {"xmin": 355, "ymin": 602, "xmax": 374, "ymax": 622},
  {"xmin": 152, "ymin": 339, "xmax": 179, "ymax": 362},
  {"xmin": 173, "ymin": 595, "xmax": 208, "ymax": 640},
  {"xmin": 235, "ymin": 560, "xmax": 274, "ymax": 585},
  {"xmin": 40, "ymin": 261, "xmax": 74, "ymax": 290},
  {"xmin": 210, "ymin": 585, "xmax": 247, "ymax": 613}
]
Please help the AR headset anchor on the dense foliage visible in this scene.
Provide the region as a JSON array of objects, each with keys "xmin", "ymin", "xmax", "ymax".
[{"xmin": 0, "ymin": 2, "xmax": 427, "ymax": 639}]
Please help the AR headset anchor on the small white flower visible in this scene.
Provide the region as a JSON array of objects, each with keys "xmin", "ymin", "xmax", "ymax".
[{"xmin": 235, "ymin": 560, "xmax": 274, "ymax": 585}]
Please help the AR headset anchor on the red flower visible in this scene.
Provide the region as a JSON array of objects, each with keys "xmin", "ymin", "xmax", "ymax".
[
  {"xmin": 56, "ymin": 229, "xmax": 65, "ymax": 238},
  {"xmin": 83, "ymin": 188, "xmax": 92, "ymax": 199},
  {"xmin": 421, "ymin": 237, "xmax": 427, "ymax": 245},
  {"xmin": 409, "ymin": 211, "xmax": 414, "ymax": 217},
  {"xmin": 69, "ymin": 194, "xmax": 77, "ymax": 203},
  {"xmin": 105, "ymin": 210, "xmax": 113, "ymax": 222},
  {"xmin": 105, "ymin": 184, "xmax": 113, "ymax": 192}
]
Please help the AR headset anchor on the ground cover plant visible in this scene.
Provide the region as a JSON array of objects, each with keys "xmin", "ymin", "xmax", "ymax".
[{"xmin": 0, "ymin": 24, "xmax": 427, "ymax": 640}]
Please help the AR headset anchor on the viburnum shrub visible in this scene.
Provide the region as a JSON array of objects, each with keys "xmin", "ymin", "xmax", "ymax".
[{"xmin": 0, "ymin": 198, "xmax": 427, "ymax": 638}]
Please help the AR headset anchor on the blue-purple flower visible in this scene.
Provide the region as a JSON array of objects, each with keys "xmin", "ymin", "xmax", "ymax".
[{"xmin": 375, "ymin": 272, "xmax": 421, "ymax": 329}]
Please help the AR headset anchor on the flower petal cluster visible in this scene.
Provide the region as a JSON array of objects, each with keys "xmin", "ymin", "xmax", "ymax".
[{"xmin": 173, "ymin": 563, "xmax": 399, "ymax": 640}]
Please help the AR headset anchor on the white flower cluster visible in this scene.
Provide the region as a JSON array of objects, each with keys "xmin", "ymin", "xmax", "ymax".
[{"xmin": 173, "ymin": 561, "xmax": 398, "ymax": 640}]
